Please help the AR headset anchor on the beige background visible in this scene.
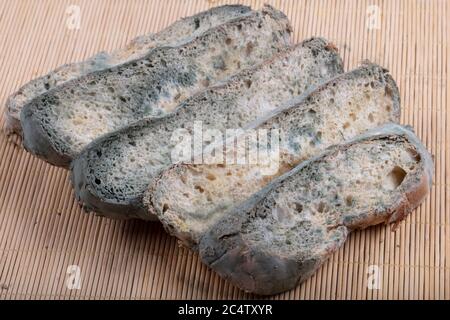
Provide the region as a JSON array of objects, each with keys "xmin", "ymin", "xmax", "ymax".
[{"xmin": 0, "ymin": 0, "xmax": 448, "ymax": 299}]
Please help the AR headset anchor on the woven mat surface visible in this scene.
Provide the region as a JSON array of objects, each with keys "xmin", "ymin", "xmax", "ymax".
[{"xmin": 0, "ymin": 0, "xmax": 448, "ymax": 300}]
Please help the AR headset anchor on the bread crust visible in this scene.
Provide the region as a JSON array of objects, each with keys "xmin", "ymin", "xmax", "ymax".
[
  {"xmin": 72, "ymin": 37, "xmax": 343, "ymax": 219},
  {"xmin": 198, "ymin": 124, "xmax": 433, "ymax": 295},
  {"xmin": 20, "ymin": 6, "xmax": 292, "ymax": 168},
  {"xmin": 71, "ymin": 148, "xmax": 153, "ymax": 220},
  {"xmin": 20, "ymin": 103, "xmax": 72, "ymax": 167},
  {"xmin": 4, "ymin": 5, "xmax": 253, "ymax": 136},
  {"xmin": 148, "ymin": 63, "xmax": 402, "ymax": 247}
]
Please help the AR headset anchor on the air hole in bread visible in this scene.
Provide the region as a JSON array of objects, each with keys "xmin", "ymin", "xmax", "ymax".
[
  {"xmin": 368, "ymin": 113, "xmax": 374, "ymax": 122},
  {"xmin": 343, "ymin": 122, "xmax": 350, "ymax": 129},
  {"xmin": 317, "ymin": 202, "xmax": 326, "ymax": 213},
  {"xmin": 95, "ymin": 178, "xmax": 101, "ymax": 185},
  {"xmin": 202, "ymin": 79, "xmax": 210, "ymax": 87},
  {"xmin": 246, "ymin": 42, "xmax": 254, "ymax": 56},
  {"xmin": 194, "ymin": 185, "xmax": 205, "ymax": 193},
  {"xmin": 162, "ymin": 203, "xmax": 169, "ymax": 213},
  {"xmin": 206, "ymin": 174, "xmax": 216, "ymax": 181},
  {"xmin": 349, "ymin": 112, "xmax": 356, "ymax": 121},
  {"xmin": 407, "ymin": 148, "xmax": 421, "ymax": 162},
  {"xmin": 384, "ymin": 166, "xmax": 407, "ymax": 190},
  {"xmin": 193, "ymin": 18, "xmax": 200, "ymax": 29},
  {"xmin": 244, "ymin": 79, "xmax": 252, "ymax": 88},
  {"xmin": 294, "ymin": 203, "xmax": 303, "ymax": 213},
  {"xmin": 345, "ymin": 195, "xmax": 353, "ymax": 206},
  {"xmin": 385, "ymin": 86, "xmax": 393, "ymax": 97}
]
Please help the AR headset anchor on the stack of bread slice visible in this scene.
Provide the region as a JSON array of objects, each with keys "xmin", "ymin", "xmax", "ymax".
[{"xmin": 5, "ymin": 5, "xmax": 432, "ymax": 295}]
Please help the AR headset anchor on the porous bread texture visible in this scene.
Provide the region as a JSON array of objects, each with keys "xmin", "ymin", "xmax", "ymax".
[
  {"xmin": 5, "ymin": 4, "xmax": 253, "ymax": 135},
  {"xmin": 21, "ymin": 6, "xmax": 292, "ymax": 167},
  {"xmin": 71, "ymin": 37, "xmax": 344, "ymax": 220},
  {"xmin": 198, "ymin": 124, "xmax": 433, "ymax": 295},
  {"xmin": 148, "ymin": 62, "xmax": 401, "ymax": 248}
]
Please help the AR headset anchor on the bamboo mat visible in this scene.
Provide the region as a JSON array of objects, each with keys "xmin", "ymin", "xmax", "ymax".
[{"xmin": 0, "ymin": 0, "xmax": 448, "ymax": 300}]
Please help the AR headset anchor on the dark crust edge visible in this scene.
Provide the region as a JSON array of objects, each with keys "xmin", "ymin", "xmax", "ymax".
[
  {"xmin": 145, "ymin": 61, "xmax": 398, "ymax": 247},
  {"xmin": 70, "ymin": 126, "xmax": 158, "ymax": 221},
  {"xmin": 20, "ymin": 104, "xmax": 72, "ymax": 168},
  {"xmin": 198, "ymin": 124, "xmax": 433, "ymax": 295},
  {"xmin": 75, "ymin": 37, "xmax": 341, "ymax": 221},
  {"xmin": 4, "ymin": 101, "xmax": 22, "ymax": 136},
  {"xmin": 3, "ymin": 4, "xmax": 253, "ymax": 137},
  {"xmin": 19, "ymin": 6, "xmax": 291, "ymax": 168},
  {"xmin": 144, "ymin": 37, "xmax": 344, "ymax": 224}
]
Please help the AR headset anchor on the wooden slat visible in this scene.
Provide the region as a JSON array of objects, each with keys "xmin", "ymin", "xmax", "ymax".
[{"xmin": 0, "ymin": 0, "xmax": 448, "ymax": 299}]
